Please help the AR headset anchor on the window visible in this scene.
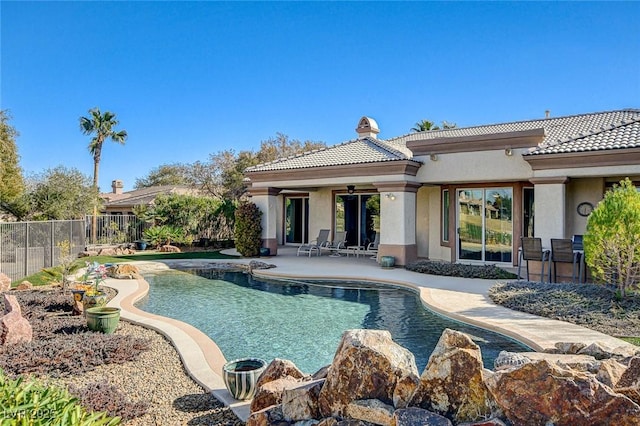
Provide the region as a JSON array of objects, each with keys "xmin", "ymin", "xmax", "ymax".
[{"xmin": 442, "ymin": 189, "xmax": 450, "ymax": 242}]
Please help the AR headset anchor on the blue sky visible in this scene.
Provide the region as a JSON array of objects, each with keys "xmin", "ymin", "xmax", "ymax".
[{"xmin": 2, "ymin": 1, "xmax": 639, "ymax": 192}]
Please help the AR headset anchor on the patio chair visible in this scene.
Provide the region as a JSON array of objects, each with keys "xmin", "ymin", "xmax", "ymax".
[
  {"xmin": 517, "ymin": 237, "xmax": 551, "ymax": 282},
  {"xmin": 572, "ymin": 234, "xmax": 584, "ymax": 251},
  {"xmin": 322, "ymin": 231, "xmax": 348, "ymax": 256},
  {"xmin": 363, "ymin": 233, "xmax": 380, "ymax": 258},
  {"xmin": 297, "ymin": 229, "xmax": 330, "ymax": 257},
  {"xmin": 551, "ymin": 238, "xmax": 581, "ymax": 283}
]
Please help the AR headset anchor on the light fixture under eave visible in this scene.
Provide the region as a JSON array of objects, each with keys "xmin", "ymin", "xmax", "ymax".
[
  {"xmin": 347, "ymin": 185, "xmax": 355, "ymax": 194},
  {"xmin": 505, "ymin": 147, "xmax": 513, "ymax": 156},
  {"xmin": 430, "ymin": 153, "xmax": 438, "ymax": 161},
  {"xmin": 385, "ymin": 193, "xmax": 396, "ymax": 201}
]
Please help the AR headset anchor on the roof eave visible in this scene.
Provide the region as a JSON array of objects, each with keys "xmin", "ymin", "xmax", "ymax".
[
  {"xmin": 407, "ymin": 128, "xmax": 546, "ymax": 156},
  {"xmin": 525, "ymin": 147, "xmax": 640, "ymax": 170},
  {"xmin": 246, "ymin": 160, "xmax": 421, "ymax": 183}
]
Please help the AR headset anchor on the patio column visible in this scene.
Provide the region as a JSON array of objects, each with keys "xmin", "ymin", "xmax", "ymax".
[
  {"xmin": 248, "ymin": 187, "xmax": 281, "ymax": 255},
  {"xmin": 530, "ymin": 177, "xmax": 568, "ymax": 247},
  {"xmin": 374, "ymin": 182, "xmax": 422, "ymax": 266}
]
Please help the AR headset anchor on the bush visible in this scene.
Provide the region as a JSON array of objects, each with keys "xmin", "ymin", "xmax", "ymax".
[
  {"xmin": 584, "ymin": 178, "xmax": 640, "ymax": 297},
  {"xmin": 0, "ymin": 369, "xmax": 120, "ymax": 425},
  {"xmin": 234, "ymin": 202, "xmax": 262, "ymax": 257},
  {"xmin": 405, "ymin": 260, "xmax": 517, "ymax": 279},
  {"xmin": 143, "ymin": 225, "xmax": 191, "ymax": 247},
  {"xmin": 69, "ymin": 381, "xmax": 148, "ymax": 422}
]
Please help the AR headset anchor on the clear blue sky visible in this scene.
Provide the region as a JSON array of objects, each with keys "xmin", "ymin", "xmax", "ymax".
[{"xmin": 2, "ymin": 1, "xmax": 639, "ymax": 192}]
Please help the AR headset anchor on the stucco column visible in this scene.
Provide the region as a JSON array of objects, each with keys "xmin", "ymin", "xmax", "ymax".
[
  {"xmin": 248, "ymin": 187, "xmax": 281, "ymax": 255},
  {"xmin": 374, "ymin": 182, "xmax": 421, "ymax": 265},
  {"xmin": 530, "ymin": 177, "xmax": 568, "ymax": 247}
]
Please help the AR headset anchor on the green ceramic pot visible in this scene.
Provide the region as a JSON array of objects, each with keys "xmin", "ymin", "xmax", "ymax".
[
  {"xmin": 380, "ymin": 256, "xmax": 396, "ymax": 268},
  {"xmin": 86, "ymin": 307, "xmax": 121, "ymax": 334}
]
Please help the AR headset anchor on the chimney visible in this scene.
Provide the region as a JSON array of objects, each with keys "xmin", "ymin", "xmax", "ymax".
[
  {"xmin": 111, "ymin": 180, "xmax": 124, "ymax": 195},
  {"xmin": 355, "ymin": 116, "xmax": 380, "ymax": 139},
  {"xmin": 545, "ymin": 110, "xmax": 550, "ymax": 118}
]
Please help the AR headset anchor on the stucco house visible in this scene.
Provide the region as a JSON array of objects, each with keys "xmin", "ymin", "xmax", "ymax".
[
  {"xmin": 101, "ymin": 179, "xmax": 199, "ymax": 215},
  {"xmin": 244, "ymin": 109, "xmax": 640, "ymax": 267}
]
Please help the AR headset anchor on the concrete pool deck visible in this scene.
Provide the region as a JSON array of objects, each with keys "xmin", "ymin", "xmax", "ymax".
[{"xmin": 102, "ymin": 247, "xmax": 636, "ymax": 421}]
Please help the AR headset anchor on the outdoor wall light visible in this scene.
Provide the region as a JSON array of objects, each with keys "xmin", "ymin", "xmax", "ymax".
[
  {"xmin": 430, "ymin": 154, "xmax": 438, "ymax": 161},
  {"xmin": 385, "ymin": 193, "xmax": 396, "ymax": 201},
  {"xmin": 505, "ymin": 147, "xmax": 513, "ymax": 156},
  {"xmin": 347, "ymin": 185, "xmax": 355, "ymax": 194}
]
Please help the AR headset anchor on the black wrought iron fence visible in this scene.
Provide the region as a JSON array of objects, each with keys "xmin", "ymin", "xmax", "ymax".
[{"xmin": 85, "ymin": 214, "xmax": 148, "ymax": 245}]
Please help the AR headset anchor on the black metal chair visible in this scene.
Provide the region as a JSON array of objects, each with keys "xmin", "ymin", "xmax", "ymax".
[
  {"xmin": 551, "ymin": 238, "xmax": 581, "ymax": 283},
  {"xmin": 518, "ymin": 237, "xmax": 551, "ymax": 282},
  {"xmin": 572, "ymin": 234, "xmax": 584, "ymax": 251}
]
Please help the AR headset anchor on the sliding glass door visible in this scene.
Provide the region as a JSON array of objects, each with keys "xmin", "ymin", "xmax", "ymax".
[
  {"xmin": 284, "ymin": 197, "xmax": 309, "ymax": 244},
  {"xmin": 335, "ymin": 193, "xmax": 380, "ymax": 247},
  {"xmin": 457, "ymin": 188, "xmax": 512, "ymax": 263}
]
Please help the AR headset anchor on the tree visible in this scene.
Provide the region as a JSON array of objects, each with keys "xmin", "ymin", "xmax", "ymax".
[
  {"xmin": 234, "ymin": 201, "xmax": 262, "ymax": 257},
  {"xmin": 0, "ymin": 110, "xmax": 25, "ymax": 218},
  {"xmin": 79, "ymin": 108, "xmax": 127, "ymax": 242},
  {"xmin": 134, "ymin": 163, "xmax": 193, "ymax": 189},
  {"xmin": 410, "ymin": 119, "xmax": 457, "ymax": 133},
  {"xmin": 27, "ymin": 166, "xmax": 98, "ymax": 220},
  {"xmin": 584, "ymin": 178, "xmax": 640, "ymax": 297}
]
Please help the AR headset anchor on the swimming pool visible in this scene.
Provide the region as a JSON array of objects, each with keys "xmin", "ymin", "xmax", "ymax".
[{"xmin": 136, "ymin": 269, "xmax": 529, "ymax": 373}]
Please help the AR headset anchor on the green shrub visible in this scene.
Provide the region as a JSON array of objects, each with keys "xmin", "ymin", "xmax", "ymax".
[
  {"xmin": 143, "ymin": 225, "xmax": 190, "ymax": 247},
  {"xmin": 234, "ymin": 202, "xmax": 262, "ymax": 257},
  {"xmin": 405, "ymin": 261, "xmax": 517, "ymax": 279},
  {"xmin": 584, "ymin": 178, "xmax": 640, "ymax": 297},
  {"xmin": 0, "ymin": 369, "xmax": 120, "ymax": 425}
]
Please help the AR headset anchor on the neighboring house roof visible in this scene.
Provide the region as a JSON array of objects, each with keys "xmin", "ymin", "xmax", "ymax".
[
  {"xmin": 101, "ymin": 185, "xmax": 197, "ymax": 208},
  {"xmin": 245, "ymin": 109, "xmax": 640, "ymax": 173},
  {"xmin": 245, "ymin": 137, "xmax": 414, "ymax": 172}
]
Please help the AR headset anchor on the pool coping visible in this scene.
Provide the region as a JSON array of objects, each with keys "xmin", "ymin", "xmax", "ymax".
[{"xmin": 103, "ymin": 258, "xmax": 636, "ymax": 422}]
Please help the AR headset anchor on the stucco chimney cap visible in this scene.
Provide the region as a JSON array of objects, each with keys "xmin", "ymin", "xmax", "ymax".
[{"xmin": 356, "ymin": 116, "xmax": 380, "ymax": 139}]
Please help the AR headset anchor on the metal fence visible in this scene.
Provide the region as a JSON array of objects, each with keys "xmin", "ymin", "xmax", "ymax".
[
  {"xmin": 0, "ymin": 220, "xmax": 85, "ymax": 281},
  {"xmin": 85, "ymin": 214, "xmax": 148, "ymax": 246}
]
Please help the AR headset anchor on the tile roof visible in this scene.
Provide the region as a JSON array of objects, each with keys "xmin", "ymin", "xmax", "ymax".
[
  {"xmin": 245, "ymin": 109, "xmax": 640, "ymax": 172},
  {"xmin": 245, "ymin": 137, "xmax": 415, "ymax": 172},
  {"xmin": 525, "ymin": 117, "xmax": 640, "ymax": 155},
  {"xmin": 101, "ymin": 185, "xmax": 197, "ymax": 207}
]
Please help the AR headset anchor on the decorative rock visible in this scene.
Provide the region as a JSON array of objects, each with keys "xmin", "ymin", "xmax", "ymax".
[
  {"xmin": 159, "ymin": 245, "xmax": 181, "ymax": 253},
  {"xmin": 493, "ymin": 351, "xmax": 531, "ymax": 371},
  {"xmin": 577, "ymin": 342, "xmax": 614, "ymax": 360},
  {"xmin": 251, "ymin": 377, "xmax": 302, "ymax": 413},
  {"xmin": 16, "ymin": 281, "xmax": 32, "ymax": 291},
  {"xmin": 282, "ymin": 379, "xmax": 324, "ymax": 422},
  {"xmin": 596, "ymin": 358, "xmax": 627, "ymax": 387},
  {"xmin": 78, "ymin": 250, "xmax": 98, "ymax": 257},
  {"xmin": 554, "ymin": 341, "xmax": 587, "ymax": 354},
  {"xmin": 409, "ymin": 329, "xmax": 494, "ymax": 423},
  {"xmin": 257, "ymin": 358, "xmax": 308, "ymax": 388},
  {"xmin": 318, "ymin": 329, "xmax": 420, "ymax": 418},
  {"xmin": 458, "ymin": 418, "xmax": 507, "ymax": 426},
  {"xmin": 246, "ymin": 404, "xmax": 287, "ymax": 426},
  {"xmin": 108, "ymin": 264, "xmax": 142, "ymax": 279},
  {"xmin": 614, "ymin": 356, "xmax": 640, "ymax": 404},
  {"xmin": 485, "ymin": 359, "xmax": 640, "ymax": 425},
  {"xmin": 98, "ymin": 248, "xmax": 118, "ymax": 256},
  {"xmin": 391, "ymin": 407, "xmax": 452, "ymax": 426},
  {"xmin": 316, "ymin": 418, "xmax": 337, "ymax": 426},
  {"xmin": 248, "ymin": 260, "xmax": 277, "ymax": 271},
  {"xmin": 311, "ymin": 365, "xmax": 330, "ymax": 380},
  {"xmin": 521, "ymin": 351, "xmax": 599, "ymax": 373},
  {"xmin": 0, "ymin": 294, "xmax": 33, "ymax": 345},
  {"xmin": 345, "ymin": 399, "xmax": 395, "ymax": 426},
  {"xmin": 0, "ymin": 273, "xmax": 10, "ymax": 293}
]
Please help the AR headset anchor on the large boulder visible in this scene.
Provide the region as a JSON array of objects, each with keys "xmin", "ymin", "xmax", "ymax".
[
  {"xmin": 318, "ymin": 329, "xmax": 420, "ymax": 418},
  {"xmin": 409, "ymin": 329, "xmax": 495, "ymax": 424},
  {"xmin": 0, "ymin": 273, "xmax": 10, "ymax": 293},
  {"xmin": 345, "ymin": 399, "xmax": 395, "ymax": 426},
  {"xmin": 485, "ymin": 359, "xmax": 640, "ymax": 425},
  {"xmin": 0, "ymin": 294, "xmax": 32, "ymax": 345},
  {"xmin": 390, "ymin": 407, "xmax": 452, "ymax": 426},
  {"xmin": 596, "ymin": 358, "xmax": 628, "ymax": 387},
  {"xmin": 282, "ymin": 379, "xmax": 324, "ymax": 422},
  {"xmin": 250, "ymin": 358, "xmax": 309, "ymax": 413},
  {"xmin": 107, "ymin": 264, "xmax": 142, "ymax": 279},
  {"xmin": 614, "ymin": 356, "xmax": 640, "ymax": 404},
  {"xmin": 246, "ymin": 404, "xmax": 287, "ymax": 426}
]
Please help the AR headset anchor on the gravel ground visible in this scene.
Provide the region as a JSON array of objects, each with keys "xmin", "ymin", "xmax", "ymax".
[
  {"xmin": 489, "ymin": 281, "xmax": 640, "ymax": 337},
  {"xmin": 47, "ymin": 320, "xmax": 244, "ymax": 426}
]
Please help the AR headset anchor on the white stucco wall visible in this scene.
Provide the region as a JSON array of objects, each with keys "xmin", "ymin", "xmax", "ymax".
[
  {"xmin": 380, "ymin": 191, "xmax": 416, "ymax": 246},
  {"xmin": 415, "ymin": 187, "xmax": 430, "ymax": 258},
  {"xmin": 415, "ymin": 149, "xmax": 533, "ymax": 183},
  {"xmin": 276, "ymin": 195, "xmax": 284, "ymax": 245},
  {"xmin": 565, "ymin": 178, "xmax": 603, "ymax": 238},
  {"xmin": 308, "ymin": 188, "xmax": 332, "ymax": 239},
  {"xmin": 252, "ymin": 194, "xmax": 278, "ymax": 242},
  {"xmin": 534, "ymin": 183, "xmax": 566, "ymax": 247}
]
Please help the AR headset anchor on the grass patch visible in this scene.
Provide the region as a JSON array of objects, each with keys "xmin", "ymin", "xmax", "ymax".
[
  {"xmin": 12, "ymin": 250, "xmax": 236, "ymax": 287},
  {"xmin": 619, "ymin": 336, "xmax": 640, "ymax": 346}
]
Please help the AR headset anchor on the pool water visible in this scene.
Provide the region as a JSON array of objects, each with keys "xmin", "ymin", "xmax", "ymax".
[{"xmin": 136, "ymin": 269, "xmax": 529, "ymax": 373}]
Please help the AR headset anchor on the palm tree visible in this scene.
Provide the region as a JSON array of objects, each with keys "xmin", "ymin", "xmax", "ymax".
[
  {"xmin": 80, "ymin": 107, "xmax": 128, "ymax": 243},
  {"xmin": 410, "ymin": 119, "xmax": 458, "ymax": 133}
]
